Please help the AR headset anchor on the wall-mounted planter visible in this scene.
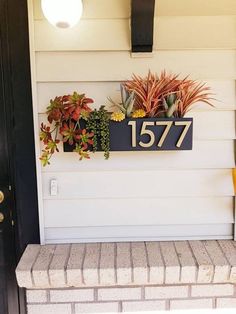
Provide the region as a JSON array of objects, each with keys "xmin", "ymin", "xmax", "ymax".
[{"xmin": 64, "ymin": 117, "xmax": 193, "ymax": 152}]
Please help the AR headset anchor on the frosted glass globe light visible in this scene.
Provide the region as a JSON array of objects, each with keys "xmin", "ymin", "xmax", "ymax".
[{"xmin": 41, "ymin": 0, "xmax": 83, "ymax": 28}]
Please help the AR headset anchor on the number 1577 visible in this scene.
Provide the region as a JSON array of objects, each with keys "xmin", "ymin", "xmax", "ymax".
[{"xmin": 128, "ymin": 121, "xmax": 192, "ymax": 148}]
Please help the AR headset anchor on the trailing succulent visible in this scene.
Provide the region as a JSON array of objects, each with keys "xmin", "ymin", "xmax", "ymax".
[{"xmin": 86, "ymin": 106, "xmax": 110, "ymax": 160}]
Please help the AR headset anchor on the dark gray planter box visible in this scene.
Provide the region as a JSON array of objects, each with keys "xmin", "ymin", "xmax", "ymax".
[{"xmin": 64, "ymin": 117, "xmax": 193, "ymax": 152}]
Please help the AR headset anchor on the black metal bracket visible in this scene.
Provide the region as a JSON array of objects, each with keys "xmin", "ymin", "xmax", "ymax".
[{"xmin": 131, "ymin": 0, "xmax": 155, "ymax": 53}]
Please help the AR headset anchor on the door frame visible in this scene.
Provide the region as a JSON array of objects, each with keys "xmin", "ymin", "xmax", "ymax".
[{"xmin": 0, "ymin": 0, "xmax": 40, "ymax": 313}]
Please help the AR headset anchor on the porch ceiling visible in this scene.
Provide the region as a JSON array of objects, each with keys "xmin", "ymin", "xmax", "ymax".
[
  {"xmin": 33, "ymin": 0, "xmax": 236, "ymax": 20},
  {"xmin": 156, "ymin": 0, "xmax": 236, "ymax": 16}
]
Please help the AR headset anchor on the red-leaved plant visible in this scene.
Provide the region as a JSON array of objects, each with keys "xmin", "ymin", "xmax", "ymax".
[{"xmin": 40, "ymin": 92, "xmax": 94, "ymax": 166}]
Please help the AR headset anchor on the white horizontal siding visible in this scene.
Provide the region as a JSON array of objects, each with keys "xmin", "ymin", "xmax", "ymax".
[
  {"xmin": 41, "ymin": 141, "xmax": 234, "ymax": 171},
  {"xmin": 45, "ymin": 224, "xmax": 233, "ymax": 244},
  {"xmin": 37, "ymin": 80, "xmax": 236, "ymax": 112},
  {"xmin": 34, "ymin": 19, "xmax": 130, "ymax": 51},
  {"xmin": 33, "ymin": 0, "xmax": 236, "ymax": 20},
  {"xmin": 155, "ymin": 16, "xmax": 236, "ymax": 50},
  {"xmin": 29, "ymin": 0, "xmax": 236, "ymax": 243},
  {"xmin": 36, "ymin": 51, "xmax": 236, "ymax": 81},
  {"xmin": 44, "ymin": 197, "xmax": 233, "ymax": 227},
  {"xmin": 189, "ymin": 111, "xmax": 235, "ymax": 140},
  {"xmin": 35, "ymin": 16, "xmax": 236, "ymax": 51},
  {"xmin": 42, "ymin": 170, "xmax": 234, "ymax": 199}
]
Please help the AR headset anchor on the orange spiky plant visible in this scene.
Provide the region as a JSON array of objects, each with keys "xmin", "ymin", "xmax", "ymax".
[
  {"xmin": 175, "ymin": 80, "xmax": 214, "ymax": 117},
  {"xmin": 124, "ymin": 71, "xmax": 214, "ymax": 118}
]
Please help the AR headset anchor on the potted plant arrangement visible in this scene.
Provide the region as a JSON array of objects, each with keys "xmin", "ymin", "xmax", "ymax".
[{"xmin": 40, "ymin": 71, "xmax": 213, "ymax": 166}]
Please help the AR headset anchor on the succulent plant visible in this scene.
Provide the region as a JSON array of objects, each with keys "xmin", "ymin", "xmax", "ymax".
[
  {"xmin": 40, "ymin": 92, "xmax": 96, "ymax": 165},
  {"xmin": 108, "ymin": 84, "xmax": 135, "ymax": 117},
  {"xmin": 163, "ymin": 93, "xmax": 178, "ymax": 118},
  {"xmin": 86, "ymin": 106, "xmax": 110, "ymax": 159}
]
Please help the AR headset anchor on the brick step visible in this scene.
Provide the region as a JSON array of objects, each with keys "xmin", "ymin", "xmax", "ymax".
[{"xmin": 16, "ymin": 240, "xmax": 236, "ymax": 289}]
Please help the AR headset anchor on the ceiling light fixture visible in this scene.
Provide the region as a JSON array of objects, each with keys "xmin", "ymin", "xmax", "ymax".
[{"xmin": 41, "ymin": 0, "xmax": 83, "ymax": 29}]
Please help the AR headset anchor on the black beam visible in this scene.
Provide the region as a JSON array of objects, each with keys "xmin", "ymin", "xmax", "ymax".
[{"xmin": 131, "ymin": 0, "xmax": 155, "ymax": 53}]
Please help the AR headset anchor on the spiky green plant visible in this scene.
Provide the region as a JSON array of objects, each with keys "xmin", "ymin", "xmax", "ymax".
[
  {"xmin": 108, "ymin": 84, "xmax": 135, "ymax": 117},
  {"xmin": 163, "ymin": 93, "xmax": 178, "ymax": 118}
]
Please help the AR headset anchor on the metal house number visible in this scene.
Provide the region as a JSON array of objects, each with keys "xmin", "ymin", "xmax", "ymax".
[{"xmin": 128, "ymin": 120, "xmax": 192, "ymax": 149}]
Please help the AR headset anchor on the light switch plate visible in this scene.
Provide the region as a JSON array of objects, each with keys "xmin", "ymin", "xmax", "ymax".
[{"xmin": 50, "ymin": 179, "xmax": 58, "ymax": 196}]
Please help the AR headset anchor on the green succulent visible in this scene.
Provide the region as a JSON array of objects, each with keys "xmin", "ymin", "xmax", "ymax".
[
  {"xmin": 108, "ymin": 84, "xmax": 135, "ymax": 117},
  {"xmin": 87, "ymin": 106, "xmax": 110, "ymax": 159},
  {"xmin": 163, "ymin": 93, "xmax": 178, "ymax": 118}
]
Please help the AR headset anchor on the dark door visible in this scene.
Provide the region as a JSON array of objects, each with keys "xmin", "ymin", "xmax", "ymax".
[
  {"xmin": 0, "ymin": 76, "xmax": 19, "ymax": 314},
  {"xmin": 0, "ymin": 0, "xmax": 40, "ymax": 313},
  {"xmin": 0, "ymin": 3, "xmax": 20, "ymax": 310}
]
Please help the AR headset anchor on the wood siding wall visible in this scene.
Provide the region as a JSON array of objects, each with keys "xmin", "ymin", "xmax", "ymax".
[{"xmin": 29, "ymin": 0, "xmax": 236, "ymax": 243}]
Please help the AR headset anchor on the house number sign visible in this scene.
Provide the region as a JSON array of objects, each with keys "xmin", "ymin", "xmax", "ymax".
[
  {"xmin": 128, "ymin": 120, "xmax": 192, "ymax": 149},
  {"xmin": 108, "ymin": 118, "xmax": 193, "ymax": 151},
  {"xmin": 64, "ymin": 117, "xmax": 193, "ymax": 152}
]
